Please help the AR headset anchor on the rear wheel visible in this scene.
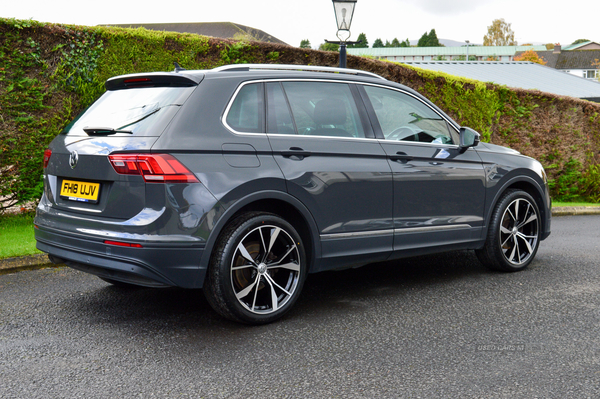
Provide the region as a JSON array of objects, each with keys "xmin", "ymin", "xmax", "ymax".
[
  {"xmin": 476, "ymin": 189, "xmax": 540, "ymax": 272},
  {"xmin": 204, "ymin": 212, "xmax": 307, "ymax": 324}
]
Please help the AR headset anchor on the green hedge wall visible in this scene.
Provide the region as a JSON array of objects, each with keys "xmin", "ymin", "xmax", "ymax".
[{"xmin": 1, "ymin": 18, "xmax": 599, "ymax": 212}]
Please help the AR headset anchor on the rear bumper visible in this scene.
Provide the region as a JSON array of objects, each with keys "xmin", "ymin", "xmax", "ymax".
[{"xmin": 35, "ymin": 225, "xmax": 206, "ymax": 288}]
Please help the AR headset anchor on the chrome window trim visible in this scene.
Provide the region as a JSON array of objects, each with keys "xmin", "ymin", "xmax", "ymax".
[
  {"xmin": 377, "ymin": 139, "xmax": 459, "ymax": 149},
  {"xmin": 221, "ymin": 81, "xmax": 266, "ymax": 135},
  {"xmin": 267, "ymin": 133, "xmax": 377, "ymax": 143},
  {"xmin": 222, "ymin": 78, "xmax": 461, "ymax": 147},
  {"xmin": 223, "ymin": 78, "xmax": 373, "ymax": 138}
]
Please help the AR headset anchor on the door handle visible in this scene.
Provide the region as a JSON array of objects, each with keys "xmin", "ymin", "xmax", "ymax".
[
  {"xmin": 389, "ymin": 152, "xmax": 413, "ymax": 163},
  {"xmin": 281, "ymin": 147, "xmax": 312, "ymax": 160}
]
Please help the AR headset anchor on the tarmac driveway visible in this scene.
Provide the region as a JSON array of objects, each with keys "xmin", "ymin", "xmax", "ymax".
[{"xmin": 1, "ymin": 215, "xmax": 600, "ymax": 398}]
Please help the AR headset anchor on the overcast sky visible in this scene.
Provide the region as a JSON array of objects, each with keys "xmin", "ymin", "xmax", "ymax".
[{"xmin": 2, "ymin": 0, "xmax": 597, "ymax": 48}]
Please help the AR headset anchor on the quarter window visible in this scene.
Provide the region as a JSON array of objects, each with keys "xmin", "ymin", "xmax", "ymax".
[
  {"xmin": 226, "ymin": 83, "xmax": 264, "ymax": 133},
  {"xmin": 364, "ymin": 86, "xmax": 455, "ymax": 144}
]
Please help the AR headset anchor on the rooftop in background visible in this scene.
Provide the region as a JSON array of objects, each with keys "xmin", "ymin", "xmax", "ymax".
[
  {"xmin": 104, "ymin": 22, "xmax": 288, "ymax": 45},
  {"xmin": 401, "ymin": 61, "xmax": 600, "ymax": 102},
  {"xmin": 562, "ymin": 41, "xmax": 600, "ymax": 51},
  {"xmin": 528, "ymin": 48, "xmax": 600, "ymax": 69},
  {"xmin": 347, "ymin": 45, "xmax": 549, "ymax": 61}
]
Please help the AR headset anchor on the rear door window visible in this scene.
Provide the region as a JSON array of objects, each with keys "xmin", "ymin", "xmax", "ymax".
[
  {"xmin": 277, "ymin": 81, "xmax": 366, "ymax": 139},
  {"xmin": 266, "ymin": 82, "xmax": 296, "ymax": 134}
]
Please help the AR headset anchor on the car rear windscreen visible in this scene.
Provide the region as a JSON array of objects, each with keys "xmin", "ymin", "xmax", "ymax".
[{"xmin": 63, "ymin": 86, "xmax": 196, "ymax": 137}]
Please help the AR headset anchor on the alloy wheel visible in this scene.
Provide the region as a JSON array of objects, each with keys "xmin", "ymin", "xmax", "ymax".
[
  {"xmin": 230, "ymin": 224, "xmax": 301, "ymax": 315},
  {"xmin": 499, "ymin": 197, "xmax": 539, "ymax": 265}
]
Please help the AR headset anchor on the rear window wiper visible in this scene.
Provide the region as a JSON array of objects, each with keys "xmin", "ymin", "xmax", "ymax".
[
  {"xmin": 83, "ymin": 107, "xmax": 161, "ymax": 136},
  {"xmin": 83, "ymin": 127, "xmax": 133, "ymax": 135}
]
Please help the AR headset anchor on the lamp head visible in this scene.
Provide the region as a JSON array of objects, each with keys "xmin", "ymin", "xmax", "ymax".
[{"xmin": 332, "ymin": 0, "xmax": 357, "ymax": 34}]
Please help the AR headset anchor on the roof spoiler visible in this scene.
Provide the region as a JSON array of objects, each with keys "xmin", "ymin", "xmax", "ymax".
[{"xmin": 105, "ymin": 72, "xmax": 202, "ymax": 90}]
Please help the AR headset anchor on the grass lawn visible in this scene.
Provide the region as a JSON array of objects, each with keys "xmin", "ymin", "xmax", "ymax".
[
  {"xmin": 0, "ymin": 213, "xmax": 42, "ymax": 259},
  {"xmin": 552, "ymin": 202, "xmax": 600, "ymax": 207},
  {"xmin": 1, "ymin": 200, "xmax": 599, "ymax": 260}
]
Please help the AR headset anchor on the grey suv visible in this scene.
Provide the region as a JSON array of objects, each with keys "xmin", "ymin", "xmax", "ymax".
[{"xmin": 35, "ymin": 64, "xmax": 551, "ymax": 324}]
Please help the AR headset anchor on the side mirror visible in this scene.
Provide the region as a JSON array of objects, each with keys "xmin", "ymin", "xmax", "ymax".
[{"xmin": 459, "ymin": 127, "xmax": 480, "ymax": 151}]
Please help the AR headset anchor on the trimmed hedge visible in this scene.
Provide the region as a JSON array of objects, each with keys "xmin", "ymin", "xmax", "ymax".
[{"xmin": 1, "ymin": 18, "xmax": 599, "ymax": 212}]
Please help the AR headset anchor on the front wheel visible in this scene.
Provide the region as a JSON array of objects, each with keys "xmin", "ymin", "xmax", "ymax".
[
  {"xmin": 204, "ymin": 212, "xmax": 307, "ymax": 324},
  {"xmin": 476, "ymin": 190, "xmax": 541, "ymax": 272}
]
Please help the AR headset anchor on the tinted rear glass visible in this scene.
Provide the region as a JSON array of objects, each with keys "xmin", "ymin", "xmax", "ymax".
[{"xmin": 63, "ymin": 86, "xmax": 196, "ymax": 136}]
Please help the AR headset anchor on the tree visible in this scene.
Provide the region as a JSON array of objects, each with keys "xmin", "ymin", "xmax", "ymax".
[
  {"xmin": 427, "ymin": 29, "xmax": 441, "ymax": 47},
  {"xmin": 373, "ymin": 38, "xmax": 385, "ymax": 48},
  {"xmin": 514, "ymin": 49, "xmax": 547, "ymax": 65},
  {"xmin": 417, "ymin": 29, "xmax": 441, "ymax": 47},
  {"xmin": 390, "ymin": 38, "xmax": 401, "ymax": 47},
  {"xmin": 348, "ymin": 32, "xmax": 368, "ymax": 48},
  {"xmin": 400, "ymin": 38, "xmax": 410, "ymax": 47},
  {"xmin": 417, "ymin": 32, "xmax": 428, "ymax": 47},
  {"xmin": 318, "ymin": 42, "xmax": 339, "ymax": 51},
  {"xmin": 299, "ymin": 39, "xmax": 311, "ymax": 49},
  {"xmin": 571, "ymin": 39, "xmax": 590, "ymax": 45},
  {"xmin": 483, "ymin": 18, "xmax": 516, "ymax": 46}
]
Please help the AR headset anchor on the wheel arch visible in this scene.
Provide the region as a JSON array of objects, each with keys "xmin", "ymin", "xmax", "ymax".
[
  {"xmin": 485, "ymin": 174, "xmax": 549, "ymax": 237},
  {"xmin": 199, "ymin": 191, "xmax": 321, "ymax": 276}
]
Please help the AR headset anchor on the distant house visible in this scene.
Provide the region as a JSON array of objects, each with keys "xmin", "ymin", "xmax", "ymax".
[
  {"xmin": 516, "ymin": 42, "xmax": 600, "ymax": 81},
  {"xmin": 346, "ymin": 45, "xmax": 548, "ymax": 62},
  {"xmin": 106, "ymin": 22, "xmax": 288, "ymax": 45},
  {"xmin": 563, "ymin": 41, "xmax": 600, "ymax": 51},
  {"xmin": 400, "ymin": 61, "xmax": 600, "ymax": 102}
]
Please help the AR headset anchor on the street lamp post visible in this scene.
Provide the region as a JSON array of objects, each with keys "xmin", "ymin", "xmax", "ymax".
[
  {"xmin": 326, "ymin": 0, "xmax": 357, "ymax": 68},
  {"xmin": 465, "ymin": 40, "xmax": 470, "ymax": 61}
]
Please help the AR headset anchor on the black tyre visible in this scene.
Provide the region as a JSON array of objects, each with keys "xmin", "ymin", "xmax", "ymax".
[
  {"xmin": 476, "ymin": 189, "xmax": 541, "ymax": 272},
  {"xmin": 204, "ymin": 212, "xmax": 307, "ymax": 324}
]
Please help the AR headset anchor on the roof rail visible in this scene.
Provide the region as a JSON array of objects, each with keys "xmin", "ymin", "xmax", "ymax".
[{"xmin": 212, "ymin": 64, "xmax": 386, "ymax": 80}]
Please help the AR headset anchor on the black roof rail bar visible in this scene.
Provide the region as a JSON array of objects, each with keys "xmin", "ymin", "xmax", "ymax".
[{"xmin": 212, "ymin": 64, "xmax": 386, "ymax": 80}]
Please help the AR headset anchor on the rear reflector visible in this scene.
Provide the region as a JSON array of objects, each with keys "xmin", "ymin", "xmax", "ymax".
[
  {"xmin": 43, "ymin": 148, "xmax": 52, "ymax": 168},
  {"xmin": 108, "ymin": 154, "xmax": 199, "ymax": 183},
  {"xmin": 104, "ymin": 240, "xmax": 143, "ymax": 248}
]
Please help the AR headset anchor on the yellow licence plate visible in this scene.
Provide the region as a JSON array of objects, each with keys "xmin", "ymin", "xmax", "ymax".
[{"xmin": 60, "ymin": 180, "xmax": 100, "ymax": 203}]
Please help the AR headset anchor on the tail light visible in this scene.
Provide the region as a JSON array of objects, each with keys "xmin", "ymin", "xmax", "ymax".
[
  {"xmin": 108, "ymin": 154, "xmax": 199, "ymax": 183},
  {"xmin": 43, "ymin": 148, "xmax": 52, "ymax": 168}
]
